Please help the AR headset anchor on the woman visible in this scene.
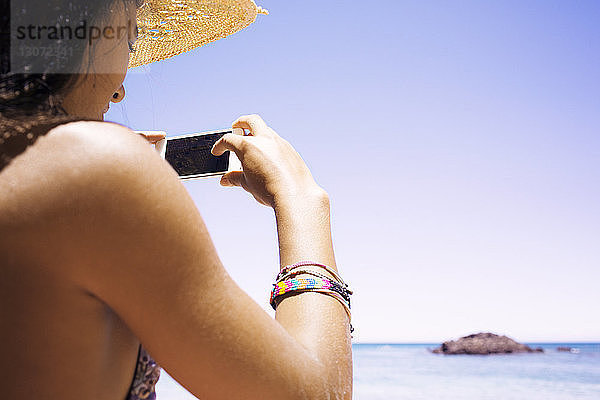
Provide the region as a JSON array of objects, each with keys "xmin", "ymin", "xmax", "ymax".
[{"xmin": 0, "ymin": 0, "xmax": 353, "ymax": 399}]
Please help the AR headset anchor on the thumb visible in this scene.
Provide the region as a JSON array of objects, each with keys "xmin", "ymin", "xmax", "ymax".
[{"xmin": 220, "ymin": 171, "xmax": 247, "ymax": 188}]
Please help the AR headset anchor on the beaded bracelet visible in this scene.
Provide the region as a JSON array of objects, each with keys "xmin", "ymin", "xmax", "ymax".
[
  {"xmin": 276, "ymin": 266, "xmax": 353, "ymax": 306},
  {"xmin": 270, "ymin": 284, "xmax": 353, "ymax": 333},
  {"xmin": 271, "ymin": 277, "xmax": 350, "ymax": 299},
  {"xmin": 270, "ymin": 276, "xmax": 352, "ymax": 330},
  {"xmin": 272, "ymin": 262, "xmax": 354, "ymax": 334},
  {"xmin": 270, "ymin": 276, "xmax": 352, "ymax": 309},
  {"xmin": 277, "ymin": 261, "xmax": 348, "ymax": 288},
  {"xmin": 277, "ymin": 268, "xmax": 354, "ymax": 297}
]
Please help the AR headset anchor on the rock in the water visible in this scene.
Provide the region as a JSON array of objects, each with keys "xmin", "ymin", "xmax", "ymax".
[
  {"xmin": 557, "ymin": 346, "xmax": 580, "ymax": 353},
  {"xmin": 431, "ymin": 332, "xmax": 544, "ymax": 355}
]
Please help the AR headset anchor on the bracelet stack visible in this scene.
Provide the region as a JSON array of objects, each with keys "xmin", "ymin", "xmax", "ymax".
[{"xmin": 270, "ymin": 261, "xmax": 354, "ymax": 334}]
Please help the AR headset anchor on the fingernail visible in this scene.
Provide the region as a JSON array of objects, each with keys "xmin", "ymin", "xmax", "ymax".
[{"xmin": 221, "ymin": 177, "xmax": 230, "ymax": 186}]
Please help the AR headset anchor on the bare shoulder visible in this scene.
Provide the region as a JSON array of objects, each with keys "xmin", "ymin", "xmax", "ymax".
[
  {"xmin": 46, "ymin": 120, "xmax": 137, "ymax": 145},
  {"xmin": 0, "ymin": 120, "xmax": 181, "ymax": 239},
  {"xmin": 38, "ymin": 120, "xmax": 166, "ymax": 180},
  {"xmin": 2, "ymin": 120, "xmax": 155, "ymax": 179},
  {"xmin": 44, "ymin": 120, "xmax": 178, "ymax": 194}
]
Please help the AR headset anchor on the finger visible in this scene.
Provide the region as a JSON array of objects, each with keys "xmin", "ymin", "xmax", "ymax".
[
  {"xmin": 232, "ymin": 114, "xmax": 270, "ymax": 136},
  {"xmin": 220, "ymin": 171, "xmax": 246, "ymax": 188},
  {"xmin": 211, "ymin": 133, "xmax": 245, "ymax": 157},
  {"xmin": 136, "ymin": 131, "xmax": 166, "ymax": 144},
  {"xmin": 252, "ymin": 194, "xmax": 270, "ymax": 207}
]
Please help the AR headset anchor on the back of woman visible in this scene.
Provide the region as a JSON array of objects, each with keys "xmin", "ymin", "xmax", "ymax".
[
  {"xmin": 0, "ymin": 118, "xmax": 144, "ymax": 399},
  {"xmin": 1, "ymin": 1, "xmax": 353, "ymax": 399}
]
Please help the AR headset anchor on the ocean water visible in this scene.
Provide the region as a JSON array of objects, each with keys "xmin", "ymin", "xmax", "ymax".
[{"xmin": 155, "ymin": 343, "xmax": 600, "ymax": 399}]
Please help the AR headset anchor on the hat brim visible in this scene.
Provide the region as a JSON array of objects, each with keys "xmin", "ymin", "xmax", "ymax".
[{"xmin": 128, "ymin": 0, "xmax": 267, "ymax": 69}]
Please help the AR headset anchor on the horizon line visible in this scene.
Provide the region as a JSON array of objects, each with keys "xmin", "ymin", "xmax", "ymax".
[{"xmin": 353, "ymin": 341, "xmax": 600, "ymax": 345}]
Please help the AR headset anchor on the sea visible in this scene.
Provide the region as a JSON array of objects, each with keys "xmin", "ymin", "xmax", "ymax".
[{"xmin": 155, "ymin": 343, "xmax": 600, "ymax": 399}]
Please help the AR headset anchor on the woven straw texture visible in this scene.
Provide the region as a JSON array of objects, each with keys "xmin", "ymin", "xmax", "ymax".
[{"xmin": 129, "ymin": 0, "xmax": 267, "ymax": 68}]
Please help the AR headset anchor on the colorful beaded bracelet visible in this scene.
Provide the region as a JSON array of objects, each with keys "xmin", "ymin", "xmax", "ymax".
[
  {"xmin": 277, "ymin": 268, "xmax": 354, "ymax": 296},
  {"xmin": 277, "ymin": 268, "xmax": 352, "ymax": 303},
  {"xmin": 272, "ymin": 262, "xmax": 354, "ymax": 334},
  {"xmin": 270, "ymin": 277, "xmax": 351, "ymax": 311},
  {"xmin": 276, "ymin": 261, "xmax": 348, "ymax": 288}
]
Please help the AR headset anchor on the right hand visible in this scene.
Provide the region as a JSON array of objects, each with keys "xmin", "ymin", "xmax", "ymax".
[{"xmin": 211, "ymin": 114, "xmax": 324, "ymax": 208}]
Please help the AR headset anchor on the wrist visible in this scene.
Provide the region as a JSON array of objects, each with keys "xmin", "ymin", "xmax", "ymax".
[{"xmin": 273, "ymin": 185, "xmax": 329, "ymax": 212}]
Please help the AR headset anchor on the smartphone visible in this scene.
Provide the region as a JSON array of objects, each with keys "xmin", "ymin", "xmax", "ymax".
[{"xmin": 136, "ymin": 129, "xmax": 242, "ymax": 180}]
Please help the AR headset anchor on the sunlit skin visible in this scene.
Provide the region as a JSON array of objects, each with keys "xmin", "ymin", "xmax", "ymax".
[
  {"xmin": 0, "ymin": 2, "xmax": 352, "ymax": 399},
  {"xmin": 61, "ymin": 4, "xmax": 131, "ymax": 121}
]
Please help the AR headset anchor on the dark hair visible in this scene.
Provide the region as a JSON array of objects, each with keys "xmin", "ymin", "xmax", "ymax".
[
  {"xmin": 0, "ymin": 0, "xmax": 142, "ymax": 171},
  {"xmin": 0, "ymin": 0, "xmax": 141, "ymax": 118}
]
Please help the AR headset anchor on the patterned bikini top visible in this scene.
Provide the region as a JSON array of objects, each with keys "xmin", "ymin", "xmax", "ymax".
[{"xmin": 127, "ymin": 346, "xmax": 161, "ymax": 400}]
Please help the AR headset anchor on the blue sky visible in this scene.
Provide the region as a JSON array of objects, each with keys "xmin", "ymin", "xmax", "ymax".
[{"xmin": 107, "ymin": 0, "xmax": 600, "ymax": 343}]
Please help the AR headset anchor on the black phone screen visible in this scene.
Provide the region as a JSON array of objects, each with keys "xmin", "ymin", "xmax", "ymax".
[{"xmin": 165, "ymin": 131, "xmax": 231, "ymax": 177}]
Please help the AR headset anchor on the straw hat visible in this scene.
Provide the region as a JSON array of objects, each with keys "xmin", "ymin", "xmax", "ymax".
[{"xmin": 128, "ymin": 0, "xmax": 268, "ymax": 68}]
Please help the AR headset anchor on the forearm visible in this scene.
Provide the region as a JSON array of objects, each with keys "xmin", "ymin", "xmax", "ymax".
[{"xmin": 273, "ymin": 188, "xmax": 353, "ymax": 398}]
